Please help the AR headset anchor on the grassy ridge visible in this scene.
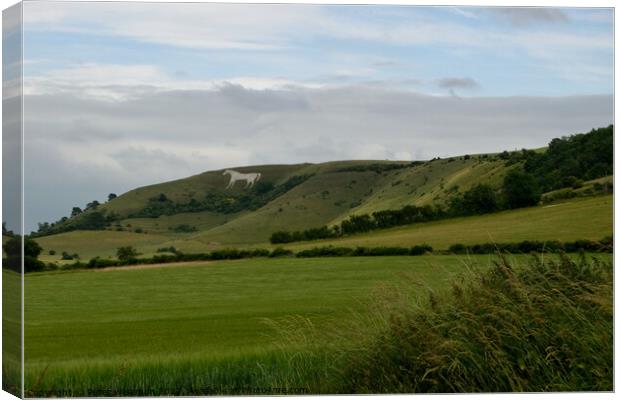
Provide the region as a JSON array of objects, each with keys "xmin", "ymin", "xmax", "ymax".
[{"xmin": 38, "ymin": 158, "xmax": 513, "ymax": 249}]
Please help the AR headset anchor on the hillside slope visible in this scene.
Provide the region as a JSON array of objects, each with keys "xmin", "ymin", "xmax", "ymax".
[{"xmin": 90, "ymin": 157, "xmax": 511, "ymax": 246}]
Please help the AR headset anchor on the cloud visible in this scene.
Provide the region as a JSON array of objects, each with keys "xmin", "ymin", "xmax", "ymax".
[
  {"xmin": 22, "ymin": 80, "xmax": 613, "ymax": 231},
  {"xmin": 23, "ymin": 2, "xmax": 320, "ymax": 51},
  {"xmin": 436, "ymin": 78, "xmax": 479, "ymax": 90},
  {"xmin": 488, "ymin": 8, "xmax": 569, "ymax": 26}
]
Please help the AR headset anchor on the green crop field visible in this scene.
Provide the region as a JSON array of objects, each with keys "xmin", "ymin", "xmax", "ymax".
[{"xmin": 22, "ymin": 252, "xmax": 612, "ymax": 395}]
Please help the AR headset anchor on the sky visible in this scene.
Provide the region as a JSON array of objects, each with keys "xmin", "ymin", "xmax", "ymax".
[{"xmin": 8, "ymin": 2, "xmax": 614, "ymax": 232}]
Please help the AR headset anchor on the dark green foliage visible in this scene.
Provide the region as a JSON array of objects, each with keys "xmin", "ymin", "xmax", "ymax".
[
  {"xmin": 270, "ymin": 231, "xmax": 295, "ymax": 244},
  {"xmin": 335, "ymin": 162, "xmax": 422, "ymax": 174},
  {"xmin": 341, "ymin": 215, "xmax": 376, "ymax": 235},
  {"xmin": 71, "ymin": 207, "xmax": 82, "ymax": 217},
  {"xmin": 3, "ymin": 235, "xmax": 45, "ymax": 272},
  {"xmin": 449, "ymin": 184, "xmax": 500, "ymax": 215},
  {"xmin": 156, "ymin": 246, "xmax": 178, "ymax": 254},
  {"xmin": 271, "ymin": 204, "xmax": 445, "ymax": 244},
  {"xmin": 269, "ymin": 247, "xmax": 294, "ymax": 258},
  {"xmin": 340, "ymin": 255, "xmax": 613, "ymax": 392},
  {"xmin": 502, "ymin": 170, "xmax": 541, "ymax": 209},
  {"xmin": 61, "ymin": 252, "xmax": 74, "ymax": 260},
  {"xmin": 448, "ymin": 238, "xmax": 612, "ymax": 254},
  {"xmin": 48, "ymin": 250, "xmax": 56, "ymax": 256},
  {"xmin": 296, "ymin": 246, "xmax": 355, "ymax": 257},
  {"xmin": 85, "ymin": 200, "xmax": 100, "ymax": 210},
  {"xmin": 116, "ymin": 246, "xmax": 140, "ymax": 261},
  {"xmin": 523, "ymin": 125, "xmax": 613, "ymax": 191},
  {"xmin": 253, "ymin": 181, "xmax": 275, "ymax": 195},
  {"xmin": 270, "ymin": 226, "xmax": 339, "ymax": 244},
  {"xmin": 170, "ymin": 224, "xmax": 197, "ymax": 233},
  {"xmin": 33, "ymin": 210, "xmax": 111, "ymax": 237},
  {"xmin": 108, "ymin": 193, "xmax": 117, "ymax": 201},
  {"xmin": 296, "ymin": 245, "xmax": 433, "ymax": 258}
]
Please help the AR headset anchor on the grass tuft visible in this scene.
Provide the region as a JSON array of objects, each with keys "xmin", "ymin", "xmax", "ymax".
[{"xmin": 333, "ymin": 254, "xmax": 613, "ymax": 393}]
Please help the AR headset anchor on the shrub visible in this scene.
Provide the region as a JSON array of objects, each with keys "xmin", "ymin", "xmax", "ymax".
[
  {"xmin": 410, "ymin": 244, "xmax": 433, "ymax": 255},
  {"xmin": 156, "ymin": 246, "xmax": 178, "ymax": 254},
  {"xmin": 117, "ymin": 246, "xmax": 140, "ymax": 261},
  {"xmin": 270, "ymin": 231, "xmax": 294, "ymax": 244},
  {"xmin": 171, "ymin": 224, "xmax": 197, "ymax": 233},
  {"xmin": 296, "ymin": 246, "xmax": 354, "ymax": 258},
  {"xmin": 250, "ymin": 248, "xmax": 271, "ymax": 257},
  {"xmin": 270, "ymin": 247, "xmax": 294, "ymax": 258}
]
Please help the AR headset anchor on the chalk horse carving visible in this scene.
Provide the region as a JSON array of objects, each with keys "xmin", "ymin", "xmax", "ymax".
[{"xmin": 223, "ymin": 169, "xmax": 261, "ymax": 189}]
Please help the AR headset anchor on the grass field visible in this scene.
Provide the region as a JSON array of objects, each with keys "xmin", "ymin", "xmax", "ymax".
[
  {"xmin": 22, "ymin": 252, "xmax": 612, "ymax": 395},
  {"xmin": 287, "ymin": 195, "xmax": 612, "ymax": 251},
  {"xmin": 35, "ymin": 195, "xmax": 613, "ymax": 261}
]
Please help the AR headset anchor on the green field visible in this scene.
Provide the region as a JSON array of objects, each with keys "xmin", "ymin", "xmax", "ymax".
[
  {"xmin": 288, "ymin": 195, "xmax": 613, "ymax": 251},
  {"xmin": 22, "ymin": 252, "xmax": 612, "ymax": 395},
  {"xmin": 35, "ymin": 195, "xmax": 613, "ymax": 262}
]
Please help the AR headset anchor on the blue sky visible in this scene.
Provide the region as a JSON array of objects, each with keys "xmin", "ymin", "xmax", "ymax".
[
  {"xmin": 22, "ymin": 4, "xmax": 613, "ymax": 96},
  {"xmin": 11, "ymin": 2, "xmax": 614, "ymax": 231}
]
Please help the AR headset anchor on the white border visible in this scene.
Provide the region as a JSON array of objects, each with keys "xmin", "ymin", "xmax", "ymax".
[{"xmin": 0, "ymin": 1, "xmax": 616, "ymax": 400}]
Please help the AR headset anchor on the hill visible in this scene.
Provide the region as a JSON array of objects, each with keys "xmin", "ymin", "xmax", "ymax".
[{"xmin": 30, "ymin": 125, "xmax": 613, "ymax": 262}]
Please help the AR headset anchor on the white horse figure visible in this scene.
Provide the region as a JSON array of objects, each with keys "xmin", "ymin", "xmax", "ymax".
[{"xmin": 223, "ymin": 169, "xmax": 261, "ymax": 189}]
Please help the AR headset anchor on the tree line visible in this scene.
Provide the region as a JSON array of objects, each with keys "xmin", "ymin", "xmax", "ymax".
[{"xmin": 4, "ymin": 236, "xmax": 611, "ymax": 274}]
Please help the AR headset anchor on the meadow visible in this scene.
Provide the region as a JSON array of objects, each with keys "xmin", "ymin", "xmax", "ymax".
[
  {"xmin": 35, "ymin": 195, "xmax": 613, "ymax": 262},
  {"xmin": 23, "ymin": 252, "xmax": 612, "ymax": 395}
]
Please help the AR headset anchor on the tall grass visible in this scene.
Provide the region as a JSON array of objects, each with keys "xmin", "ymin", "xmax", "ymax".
[{"xmin": 330, "ymin": 254, "xmax": 613, "ymax": 393}]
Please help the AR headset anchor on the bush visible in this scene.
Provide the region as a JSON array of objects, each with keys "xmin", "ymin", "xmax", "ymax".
[
  {"xmin": 270, "ymin": 231, "xmax": 294, "ymax": 244},
  {"xmin": 270, "ymin": 247, "xmax": 294, "ymax": 258},
  {"xmin": 171, "ymin": 224, "xmax": 197, "ymax": 233},
  {"xmin": 296, "ymin": 246, "xmax": 354, "ymax": 258},
  {"xmin": 410, "ymin": 244, "xmax": 433, "ymax": 255},
  {"xmin": 117, "ymin": 246, "xmax": 140, "ymax": 261},
  {"xmin": 156, "ymin": 246, "xmax": 178, "ymax": 254}
]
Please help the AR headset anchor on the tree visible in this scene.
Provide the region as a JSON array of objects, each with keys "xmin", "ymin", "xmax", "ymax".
[
  {"xmin": 253, "ymin": 181, "xmax": 274, "ymax": 195},
  {"xmin": 85, "ymin": 200, "xmax": 100, "ymax": 210},
  {"xmin": 3, "ymin": 235, "xmax": 44, "ymax": 272},
  {"xmin": 76, "ymin": 211, "xmax": 107, "ymax": 230},
  {"xmin": 108, "ymin": 193, "xmax": 117, "ymax": 201},
  {"xmin": 2, "ymin": 222, "xmax": 14, "ymax": 237},
  {"xmin": 116, "ymin": 246, "xmax": 140, "ymax": 261},
  {"xmin": 503, "ymin": 170, "xmax": 541, "ymax": 209},
  {"xmin": 462, "ymin": 184, "xmax": 500, "ymax": 215},
  {"xmin": 71, "ymin": 207, "xmax": 83, "ymax": 217}
]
